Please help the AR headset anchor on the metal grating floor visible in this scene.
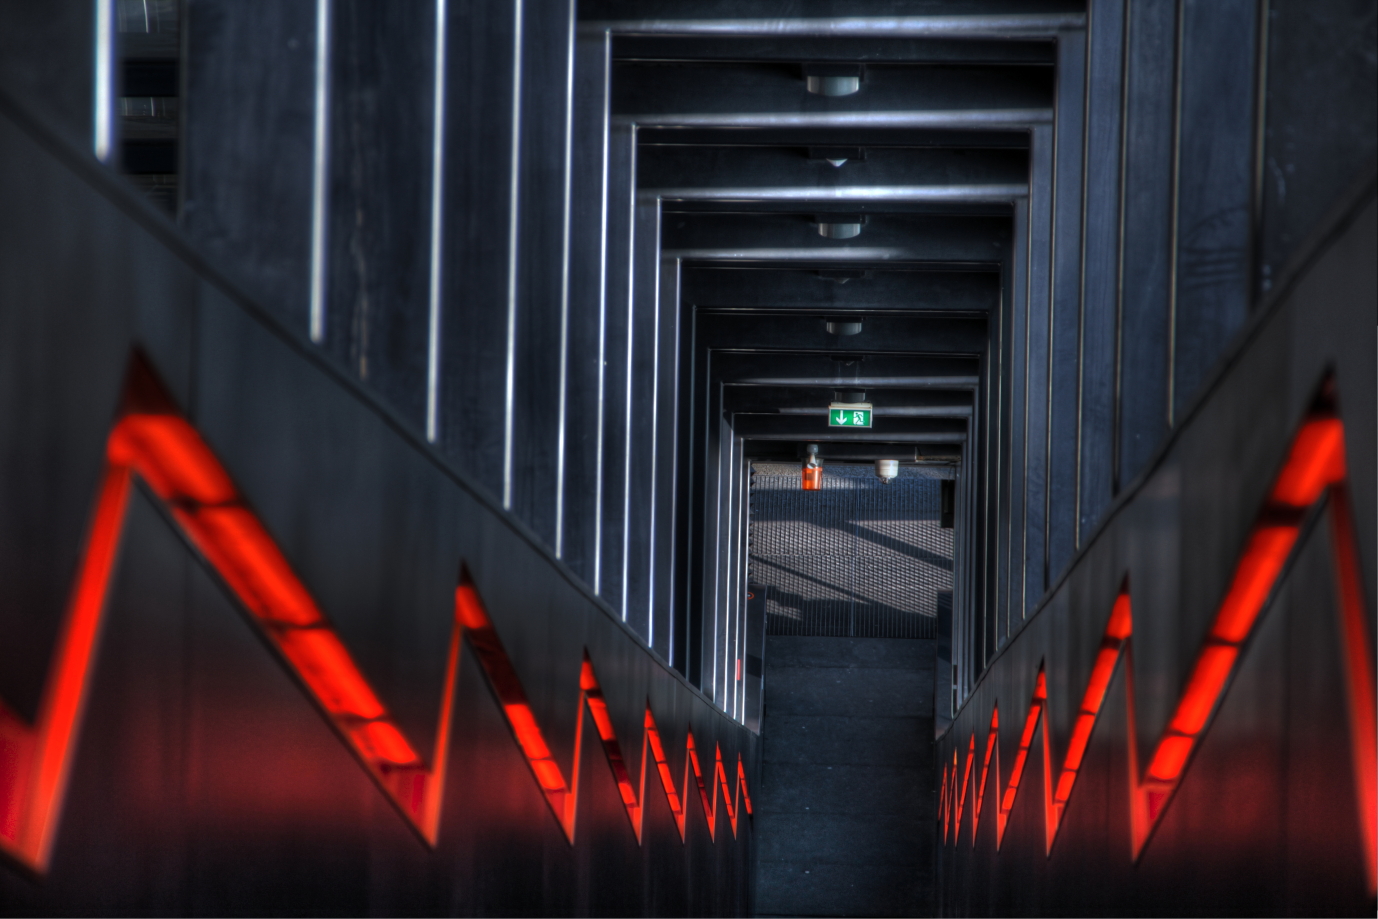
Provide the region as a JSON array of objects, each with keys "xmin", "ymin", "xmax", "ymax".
[{"xmin": 748, "ymin": 463, "xmax": 954, "ymax": 639}]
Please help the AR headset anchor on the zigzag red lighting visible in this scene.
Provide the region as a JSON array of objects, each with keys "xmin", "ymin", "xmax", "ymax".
[
  {"xmin": 0, "ymin": 359, "xmax": 749, "ymax": 873},
  {"xmin": 943, "ymin": 391, "xmax": 1375, "ymax": 894}
]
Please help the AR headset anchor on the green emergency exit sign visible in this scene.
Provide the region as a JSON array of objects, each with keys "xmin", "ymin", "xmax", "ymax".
[{"xmin": 828, "ymin": 402, "xmax": 872, "ymax": 428}]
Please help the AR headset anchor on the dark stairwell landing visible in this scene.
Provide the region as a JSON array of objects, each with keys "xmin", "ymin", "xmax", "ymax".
[{"xmin": 756, "ymin": 637, "xmax": 936, "ymax": 917}]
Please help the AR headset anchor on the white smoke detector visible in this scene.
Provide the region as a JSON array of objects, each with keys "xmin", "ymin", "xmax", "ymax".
[{"xmin": 875, "ymin": 459, "xmax": 898, "ymax": 483}]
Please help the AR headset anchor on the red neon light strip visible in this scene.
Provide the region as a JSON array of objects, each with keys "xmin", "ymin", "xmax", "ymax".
[
  {"xmin": 946, "ymin": 399, "xmax": 1375, "ymax": 891},
  {"xmin": 1330, "ymin": 493, "xmax": 1378, "ymax": 894},
  {"xmin": 938, "ymin": 761, "xmax": 949, "ymax": 844},
  {"xmin": 952, "ymin": 734, "xmax": 975, "ymax": 839},
  {"xmin": 971, "ymin": 708, "xmax": 998, "ymax": 846},
  {"xmin": 0, "ymin": 360, "xmax": 750, "ymax": 873}
]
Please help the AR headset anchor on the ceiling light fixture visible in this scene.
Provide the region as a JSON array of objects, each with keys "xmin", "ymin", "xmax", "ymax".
[
  {"xmin": 803, "ymin": 63, "xmax": 863, "ymax": 97},
  {"xmin": 814, "ymin": 214, "xmax": 865, "ymax": 240}
]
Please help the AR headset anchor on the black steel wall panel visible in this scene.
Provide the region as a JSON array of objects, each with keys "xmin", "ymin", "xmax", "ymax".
[
  {"xmin": 1076, "ymin": 0, "xmax": 1126, "ymax": 540},
  {"xmin": 935, "ymin": 186, "xmax": 1376, "ymax": 916},
  {"xmin": 598, "ymin": 122, "xmax": 638, "ymax": 614},
  {"xmin": 510, "ymin": 0, "xmax": 577, "ymax": 548},
  {"xmin": 0, "ymin": 3, "xmax": 93, "ymax": 153},
  {"xmin": 323, "ymin": 0, "xmax": 438, "ymax": 431},
  {"xmin": 438, "ymin": 0, "xmax": 520, "ymax": 501},
  {"xmin": 1116, "ymin": 0, "xmax": 1177, "ymax": 488},
  {"xmin": 1170, "ymin": 0, "xmax": 1260, "ymax": 422},
  {"xmin": 1020, "ymin": 123, "xmax": 1054, "ymax": 620},
  {"xmin": 1044, "ymin": 30, "xmax": 1087, "ymax": 584},
  {"xmin": 181, "ymin": 0, "xmax": 319, "ymax": 335},
  {"xmin": 561, "ymin": 29, "xmax": 613, "ymax": 589},
  {"xmin": 0, "ymin": 90, "xmax": 755, "ymax": 915},
  {"xmin": 1257, "ymin": 0, "xmax": 1378, "ymax": 295}
]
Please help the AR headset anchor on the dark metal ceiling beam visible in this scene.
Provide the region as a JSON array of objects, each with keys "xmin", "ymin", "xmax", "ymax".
[
  {"xmin": 708, "ymin": 350, "xmax": 981, "ymax": 388},
  {"xmin": 587, "ymin": 12, "xmax": 1085, "ymax": 39},
  {"xmin": 637, "ymin": 144, "xmax": 1028, "ymax": 192},
  {"xmin": 639, "ymin": 126, "xmax": 1031, "ymax": 149},
  {"xmin": 664, "ymin": 248, "xmax": 997, "ymax": 269},
  {"xmin": 611, "ymin": 63, "xmax": 1053, "ymax": 121},
  {"xmin": 731, "ymin": 412, "xmax": 967, "ymax": 439},
  {"xmin": 611, "ymin": 36, "xmax": 1057, "ymax": 65},
  {"xmin": 662, "ymin": 212, "xmax": 1010, "ymax": 253},
  {"xmin": 727, "ymin": 374, "xmax": 980, "ymax": 388},
  {"xmin": 737, "ymin": 429, "xmax": 968, "ymax": 443},
  {"xmin": 649, "ymin": 184, "xmax": 1025, "ymax": 206},
  {"xmin": 682, "ymin": 267, "xmax": 999, "ymax": 310},
  {"xmin": 622, "ymin": 108, "xmax": 1051, "ymax": 130},
  {"xmin": 742, "ymin": 441, "xmax": 962, "ymax": 461},
  {"xmin": 723, "ymin": 385, "xmax": 973, "ymax": 411},
  {"xmin": 778, "ymin": 405, "xmax": 973, "ymax": 417},
  {"xmin": 693, "ymin": 312, "xmax": 987, "ymax": 353}
]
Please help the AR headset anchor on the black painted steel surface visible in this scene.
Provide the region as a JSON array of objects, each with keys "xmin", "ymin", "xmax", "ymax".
[
  {"xmin": 935, "ymin": 183, "xmax": 1377, "ymax": 917},
  {"xmin": 0, "ymin": 90, "xmax": 755, "ymax": 915}
]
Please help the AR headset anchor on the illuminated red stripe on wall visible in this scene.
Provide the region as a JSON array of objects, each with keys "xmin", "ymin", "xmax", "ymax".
[
  {"xmin": 948, "ymin": 397, "xmax": 1374, "ymax": 892},
  {"xmin": 0, "ymin": 358, "xmax": 750, "ymax": 873}
]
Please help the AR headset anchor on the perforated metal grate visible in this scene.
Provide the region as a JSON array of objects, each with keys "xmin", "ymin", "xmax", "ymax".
[{"xmin": 748, "ymin": 463, "xmax": 954, "ymax": 638}]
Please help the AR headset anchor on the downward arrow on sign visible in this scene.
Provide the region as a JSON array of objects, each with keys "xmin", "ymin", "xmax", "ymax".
[{"xmin": 832, "ymin": 411, "xmax": 847, "ymax": 425}]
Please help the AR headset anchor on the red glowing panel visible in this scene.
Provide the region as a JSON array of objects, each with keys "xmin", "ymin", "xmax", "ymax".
[
  {"xmin": 737, "ymin": 761, "xmax": 753, "ymax": 816},
  {"xmin": 1210, "ymin": 525, "xmax": 1298, "ymax": 644},
  {"xmin": 1106, "ymin": 593, "xmax": 1132, "ymax": 640},
  {"xmin": 645, "ymin": 711, "xmax": 686, "ymax": 838},
  {"xmin": 0, "ymin": 358, "xmax": 752, "ymax": 873},
  {"xmin": 947, "ymin": 749, "xmax": 958, "ymax": 842},
  {"xmin": 277, "ymin": 628, "xmax": 388, "ymax": 720},
  {"xmin": 1330, "ymin": 496, "xmax": 1377, "ymax": 895},
  {"xmin": 351, "ymin": 721, "xmax": 419, "ymax": 765},
  {"xmin": 0, "ymin": 466, "xmax": 132, "ymax": 868},
  {"xmin": 996, "ymin": 679, "xmax": 1044, "ymax": 848},
  {"xmin": 1270, "ymin": 417, "xmax": 1345, "ymax": 507},
  {"xmin": 1165, "ymin": 645, "xmax": 1239, "ymax": 739},
  {"xmin": 107, "ymin": 414, "xmax": 235, "ymax": 504},
  {"xmin": 801, "ymin": 465, "xmax": 822, "ymax": 490},
  {"xmin": 182, "ymin": 506, "xmax": 324, "ymax": 627},
  {"xmin": 939, "ymin": 762, "xmax": 950, "ymax": 844},
  {"xmin": 581, "ymin": 661, "xmax": 643, "ymax": 839},
  {"xmin": 971, "ymin": 708, "xmax": 998, "ymax": 846},
  {"xmin": 943, "ymin": 392, "xmax": 1374, "ymax": 883},
  {"xmin": 952, "ymin": 734, "xmax": 975, "ymax": 839},
  {"xmin": 1146, "ymin": 734, "xmax": 1194, "ymax": 783},
  {"xmin": 687, "ymin": 733, "xmax": 714, "ymax": 835},
  {"xmin": 714, "ymin": 746, "xmax": 745, "ymax": 836}
]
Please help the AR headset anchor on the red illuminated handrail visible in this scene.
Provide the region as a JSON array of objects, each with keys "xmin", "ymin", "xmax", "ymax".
[
  {"xmin": 942, "ymin": 395, "xmax": 1375, "ymax": 895},
  {"xmin": 0, "ymin": 359, "xmax": 749, "ymax": 873}
]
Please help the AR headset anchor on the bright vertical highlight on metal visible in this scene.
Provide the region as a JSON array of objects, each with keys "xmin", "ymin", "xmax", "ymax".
[
  {"xmin": 591, "ymin": 30, "xmax": 612, "ymax": 594},
  {"xmin": 501, "ymin": 0, "xmax": 524, "ymax": 508},
  {"xmin": 553, "ymin": 0, "xmax": 576, "ymax": 555},
  {"xmin": 425, "ymin": 0, "xmax": 449, "ymax": 443},
  {"xmin": 92, "ymin": 0, "xmax": 114, "ymax": 162},
  {"xmin": 308, "ymin": 0, "xmax": 333, "ymax": 343}
]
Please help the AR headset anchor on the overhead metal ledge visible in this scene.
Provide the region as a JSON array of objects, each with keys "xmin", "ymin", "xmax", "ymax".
[
  {"xmin": 647, "ymin": 184, "xmax": 1027, "ymax": 204},
  {"xmin": 585, "ymin": 14, "xmax": 1085, "ymax": 39},
  {"xmin": 618, "ymin": 109, "xmax": 1052, "ymax": 128}
]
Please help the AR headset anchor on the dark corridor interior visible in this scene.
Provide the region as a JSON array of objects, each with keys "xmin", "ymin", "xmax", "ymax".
[
  {"xmin": 0, "ymin": 0, "xmax": 1374, "ymax": 916},
  {"xmin": 748, "ymin": 465, "xmax": 948, "ymax": 916}
]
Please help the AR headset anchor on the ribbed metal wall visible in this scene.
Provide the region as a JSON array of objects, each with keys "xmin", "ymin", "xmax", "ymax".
[{"xmin": 748, "ymin": 463, "xmax": 953, "ymax": 639}]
